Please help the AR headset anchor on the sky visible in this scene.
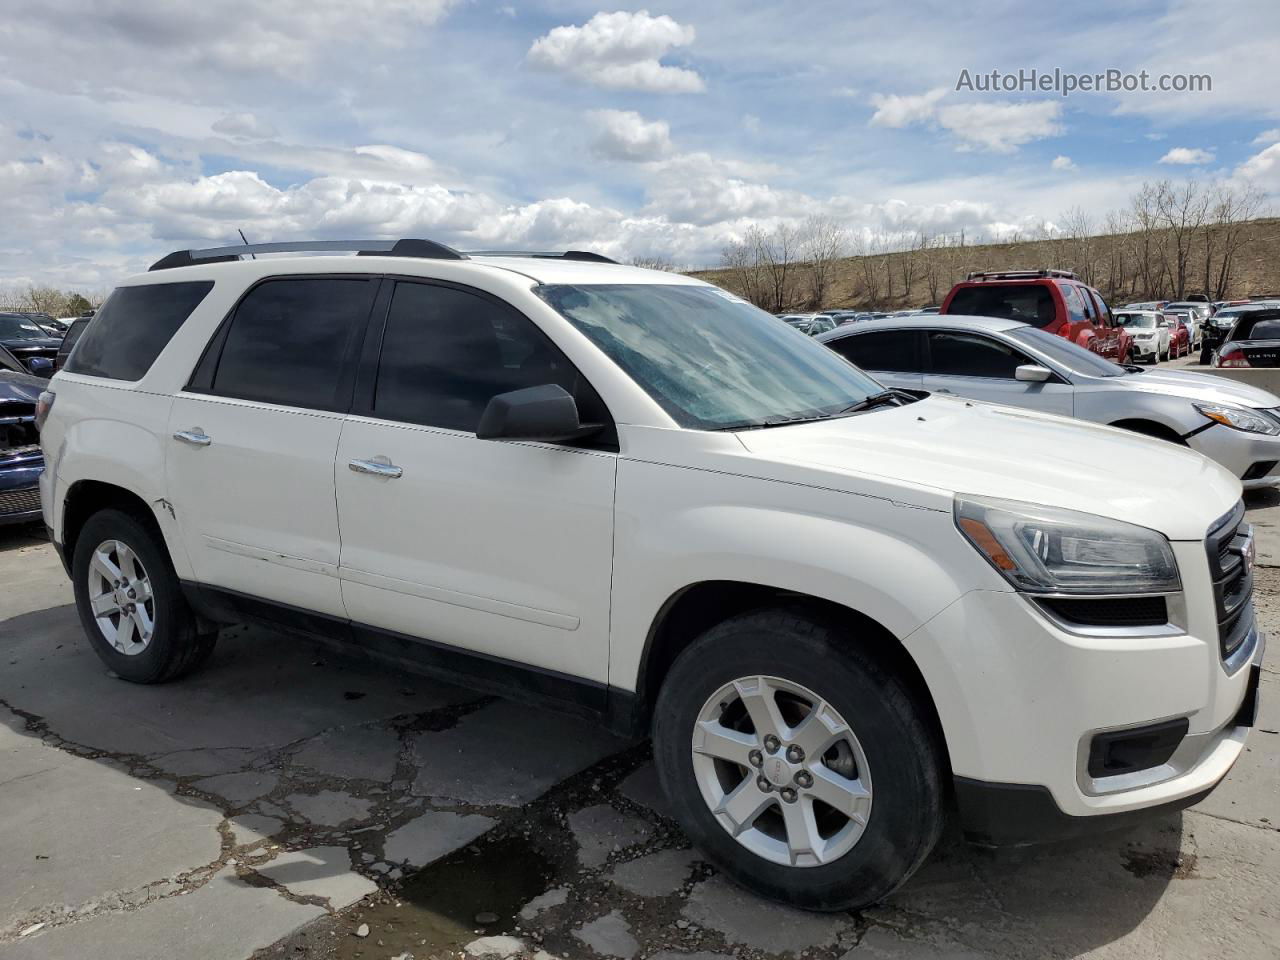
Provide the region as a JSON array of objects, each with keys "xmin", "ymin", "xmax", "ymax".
[{"xmin": 1, "ymin": 0, "xmax": 1279, "ymax": 291}]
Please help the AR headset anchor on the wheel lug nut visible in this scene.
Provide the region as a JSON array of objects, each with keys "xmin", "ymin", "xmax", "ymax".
[
  {"xmin": 795, "ymin": 771, "xmax": 813, "ymax": 788},
  {"xmin": 780, "ymin": 787, "xmax": 797, "ymax": 803},
  {"xmin": 763, "ymin": 734, "xmax": 781, "ymax": 753},
  {"xmin": 748, "ymin": 749, "xmax": 763, "ymax": 768},
  {"xmin": 786, "ymin": 745, "xmax": 804, "ymax": 763},
  {"xmin": 756, "ymin": 776, "xmax": 773, "ymax": 793}
]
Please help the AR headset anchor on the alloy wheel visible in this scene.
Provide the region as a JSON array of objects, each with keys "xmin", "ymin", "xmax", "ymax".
[
  {"xmin": 86, "ymin": 539, "xmax": 156, "ymax": 656},
  {"xmin": 691, "ymin": 675, "xmax": 873, "ymax": 868}
]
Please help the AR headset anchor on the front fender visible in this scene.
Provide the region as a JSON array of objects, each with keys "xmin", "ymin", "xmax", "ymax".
[{"xmin": 609, "ymin": 458, "xmax": 1000, "ymax": 692}]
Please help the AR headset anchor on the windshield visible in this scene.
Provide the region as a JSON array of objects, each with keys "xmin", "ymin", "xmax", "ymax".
[
  {"xmin": 947, "ymin": 285, "xmax": 1055, "ymax": 326},
  {"xmin": 1115, "ymin": 313, "xmax": 1155, "ymax": 329},
  {"xmin": 0, "ymin": 316, "xmax": 51, "ymax": 340},
  {"xmin": 1007, "ymin": 327, "xmax": 1126, "ymax": 378},
  {"xmin": 539, "ymin": 283, "xmax": 884, "ymax": 430},
  {"xmin": 1231, "ymin": 313, "xmax": 1280, "ymax": 341}
]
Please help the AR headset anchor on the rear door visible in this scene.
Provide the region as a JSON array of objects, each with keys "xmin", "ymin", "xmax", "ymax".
[
  {"xmin": 921, "ymin": 329, "xmax": 1074, "ymax": 414},
  {"xmin": 823, "ymin": 329, "xmax": 924, "ymax": 390},
  {"xmin": 166, "ymin": 276, "xmax": 378, "ymax": 618}
]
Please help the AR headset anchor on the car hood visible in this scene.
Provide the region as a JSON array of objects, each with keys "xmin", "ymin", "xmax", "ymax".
[
  {"xmin": 0, "ymin": 370, "xmax": 45, "ymax": 400},
  {"xmin": 735, "ymin": 395, "xmax": 1239, "ymax": 541},
  {"xmin": 1113, "ymin": 368, "xmax": 1280, "ymax": 409},
  {"xmin": 1, "ymin": 337, "xmax": 61, "ymax": 349}
]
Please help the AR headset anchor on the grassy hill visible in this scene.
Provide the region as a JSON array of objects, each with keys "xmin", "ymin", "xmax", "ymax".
[{"xmin": 692, "ymin": 216, "xmax": 1280, "ymax": 311}]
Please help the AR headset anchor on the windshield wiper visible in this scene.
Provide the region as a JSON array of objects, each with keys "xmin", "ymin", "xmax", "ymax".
[
  {"xmin": 1122, "ymin": 364, "xmax": 1146, "ymax": 374},
  {"xmin": 840, "ymin": 389, "xmax": 915, "ymax": 414}
]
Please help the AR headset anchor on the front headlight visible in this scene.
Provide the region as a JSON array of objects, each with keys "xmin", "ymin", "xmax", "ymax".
[
  {"xmin": 1194, "ymin": 402, "xmax": 1280, "ymax": 435},
  {"xmin": 955, "ymin": 496, "xmax": 1180, "ymax": 595}
]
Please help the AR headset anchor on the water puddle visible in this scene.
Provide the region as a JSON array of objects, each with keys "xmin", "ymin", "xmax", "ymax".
[{"xmin": 333, "ymin": 833, "xmax": 557, "ymax": 958}]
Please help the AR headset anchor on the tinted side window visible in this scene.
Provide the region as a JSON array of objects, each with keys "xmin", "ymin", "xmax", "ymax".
[
  {"xmin": 928, "ymin": 331, "xmax": 1028, "ymax": 378},
  {"xmin": 1060, "ymin": 284, "xmax": 1088, "ymax": 324},
  {"xmin": 373, "ymin": 281, "xmax": 610, "ymax": 436},
  {"xmin": 1088, "ymin": 288, "xmax": 1112, "ymax": 326},
  {"xmin": 65, "ymin": 282, "xmax": 213, "ymax": 381},
  {"xmin": 209, "ymin": 278, "xmax": 376, "ymax": 411},
  {"xmin": 828, "ymin": 330, "xmax": 919, "ymax": 372}
]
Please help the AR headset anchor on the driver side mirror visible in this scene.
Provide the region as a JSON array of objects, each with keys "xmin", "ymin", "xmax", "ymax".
[
  {"xmin": 477, "ymin": 383, "xmax": 603, "ymax": 443},
  {"xmin": 1014, "ymin": 364, "xmax": 1053, "ymax": 383},
  {"xmin": 26, "ymin": 356, "xmax": 54, "ymax": 377}
]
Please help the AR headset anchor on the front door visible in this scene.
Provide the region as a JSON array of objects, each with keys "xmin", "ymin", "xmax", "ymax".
[
  {"xmin": 922, "ymin": 329, "xmax": 1074, "ymax": 415},
  {"xmin": 335, "ymin": 279, "xmax": 617, "ymax": 683}
]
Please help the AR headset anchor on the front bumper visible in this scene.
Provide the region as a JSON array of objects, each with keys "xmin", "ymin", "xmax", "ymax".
[
  {"xmin": 902, "ymin": 544, "xmax": 1257, "ymax": 835},
  {"xmin": 1186, "ymin": 424, "xmax": 1280, "ymax": 489}
]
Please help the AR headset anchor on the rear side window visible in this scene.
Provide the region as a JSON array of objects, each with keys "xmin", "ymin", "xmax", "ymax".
[
  {"xmin": 65, "ymin": 281, "xmax": 213, "ymax": 381},
  {"xmin": 1231, "ymin": 312, "xmax": 1280, "ymax": 341},
  {"xmin": 204, "ymin": 278, "xmax": 377, "ymax": 411},
  {"xmin": 827, "ymin": 330, "xmax": 920, "ymax": 372},
  {"xmin": 947, "ymin": 285, "xmax": 1056, "ymax": 327},
  {"xmin": 372, "ymin": 280, "xmax": 609, "ymax": 435}
]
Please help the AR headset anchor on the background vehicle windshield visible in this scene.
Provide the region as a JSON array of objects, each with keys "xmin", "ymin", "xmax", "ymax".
[
  {"xmin": 1007, "ymin": 327, "xmax": 1126, "ymax": 377},
  {"xmin": 540, "ymin": 284, "xmax": 884, "ymax": 430},
  {"xmin": 1115, "ymin": 313, "xmax": 1155, "ymax": 328},
  {"xmin": 947, "ymin": 285, "xmax": 1055, "ymax": 326},
  {"xmin": 0, "ymin": 316, "xmax": 51, "ymax": 340},
  {"xmin": 1230, "ymin": 313, "xmax": 1280, "ymax": 341}
]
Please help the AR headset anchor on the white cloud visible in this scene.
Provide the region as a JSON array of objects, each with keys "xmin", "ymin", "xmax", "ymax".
[
  {"xmin": 1051, "ymin": 155, "xmax": 1077, "ymax": 171},
  {"xmin": 1159, "ymin": 146, "xmax": 1215, "ymax": 164},
  {"xmin": 935, "ymin": 101, "xmax": 1063, "ymax": 153},
  {"xmin": 588, "ymin": 110, "xmax": 673, "ymax": 162},
  {"xmin": 868, "ymin": 88, "xmax": 947, "ymax": 128},
  {"xmin": 1235, "ymin": 142, "xmax": 1280, "ymax": 190},
  {"xmin": 869, "ymin": 88, "xmax": 1062, "ymax": 152},
  {"xmin": 1253, "ymin": 128, "xmax": 1280, "ymax": 145},
  {"xmin": 527, "ymin": 10, "xmax": 704, "ymax": 93},
  {"xmin": 211, "ymin": 113, "xmax": 278, "ymax": 140}
]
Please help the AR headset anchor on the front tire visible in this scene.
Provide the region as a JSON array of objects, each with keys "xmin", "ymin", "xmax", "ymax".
[
  {"xmin": 72, "ymin": 508, "xmax": 216, "ymax": 683},
  {"xmin": 652, "ymin": 610, "xmax": 944, "ymax": 911}
]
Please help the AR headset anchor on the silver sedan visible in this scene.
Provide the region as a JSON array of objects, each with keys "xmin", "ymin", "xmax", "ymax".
[{"xmin": 817, "ymin": 314, "xmax": 1280, "ymax": 488}]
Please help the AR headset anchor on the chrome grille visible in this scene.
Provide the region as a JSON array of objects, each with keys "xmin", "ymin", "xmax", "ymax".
[
  {"xmin": 0, "ymin": 485, "xmax": 41, "ymax": 517},
  {"xmin": 1205, "ymin": 501, "xmax": 1253, "ymax": 662}
]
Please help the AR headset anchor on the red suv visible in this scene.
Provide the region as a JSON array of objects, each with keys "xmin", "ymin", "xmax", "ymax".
[{"xmin": 941, "ymin": 269, "xmax": 1131, "ymax": 363}]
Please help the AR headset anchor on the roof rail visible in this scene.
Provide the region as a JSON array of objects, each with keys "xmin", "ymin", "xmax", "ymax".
[
  {"xmin": 148, "ymin": 238, "xmax": 468, "ymax": 271},
  {"xmin": 965, "ymin": 269, "xmax": 1076, "ymax": 281},
  {"xmin": 466, "ymin": 250, "xmax": 618, "ymax": 264}
]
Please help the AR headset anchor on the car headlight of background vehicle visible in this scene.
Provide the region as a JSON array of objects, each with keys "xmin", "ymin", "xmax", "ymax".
[
  {"xmin": 955, "ymin": 496, "xmax": 1180, "ymax": 595},
  {"xmin": 1194, "ymin": 402, "xmax": 1280, "ymax": 435}
]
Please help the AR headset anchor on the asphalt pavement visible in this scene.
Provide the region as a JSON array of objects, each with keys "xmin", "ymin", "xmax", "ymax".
[{"xmin": 0, "ymin": 502, "xmax": 1277, "ymax": 960}]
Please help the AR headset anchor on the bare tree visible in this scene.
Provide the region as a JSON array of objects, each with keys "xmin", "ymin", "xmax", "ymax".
[
  {"xmin": 629, "ymin": 255, "xmax": 675, "ymax": 272},
  {"xmin": 798, "ymin": 216, "xmax": 848, "ymax": 309}
]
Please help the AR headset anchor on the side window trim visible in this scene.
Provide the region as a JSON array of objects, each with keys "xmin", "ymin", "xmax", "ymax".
[{"xmin": 184, "ymin": 273, "xmax": 380, "ymax": 413}]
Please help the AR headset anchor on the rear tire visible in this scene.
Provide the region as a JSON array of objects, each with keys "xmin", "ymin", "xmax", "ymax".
[
  {"xmin": 71, "ymin": 509, "xmax": 216, "ymax": 683},
  {"xmin": 652, "ymin": 609, "xmax": 944, "ymax": 911}
]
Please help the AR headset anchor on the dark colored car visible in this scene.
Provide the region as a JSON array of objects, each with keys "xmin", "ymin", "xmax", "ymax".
[
  {"xmin": 54, "ymin": 316, "xmax": 92, "ymax": 372},
  {"xmin": 942, "ymin": 269, "xmax": 1131, "ymax": 363},
  {"xmin": 0, "ymin": 355, "xmax": 45, "ymax": 526},
  {"xmin": 0, "ymin": 313, "xmax": 61, "ymax": 376},
  {"xmin": 1214, "ymin": 308, "xmax": 1280, "ymax": 368}
]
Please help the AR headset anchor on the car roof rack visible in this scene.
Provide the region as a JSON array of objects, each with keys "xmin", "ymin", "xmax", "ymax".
[
  {"xmin": 965, "ymin": 269, "xmax": 1076, "ymax": 281},
  {"xmin": 149, "ymin": 238, "xmax": 469, "ymax": 271},
  {"xmin": 466, "ymin": 250, "xmax": 618, "ymax": 264}
]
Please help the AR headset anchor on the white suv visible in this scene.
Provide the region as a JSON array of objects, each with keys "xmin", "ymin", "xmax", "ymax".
[{"xmin": 38, "ymin": 239, "xmax": 1262, "ymax": 910}]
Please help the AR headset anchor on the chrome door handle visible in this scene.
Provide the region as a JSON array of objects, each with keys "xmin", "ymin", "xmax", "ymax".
[
  {"xmin": 173, "ymin": 430, "xmax": 212, "ymax": 447},
  {"xmin": 348, "ymin": 457, "xmax": 403, "ymax": 479}
]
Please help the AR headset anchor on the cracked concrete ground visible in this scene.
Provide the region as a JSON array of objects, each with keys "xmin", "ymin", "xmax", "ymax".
[{"xmin": 2, "ymin": 495, "xmax": 1279, "ymax": 960}]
